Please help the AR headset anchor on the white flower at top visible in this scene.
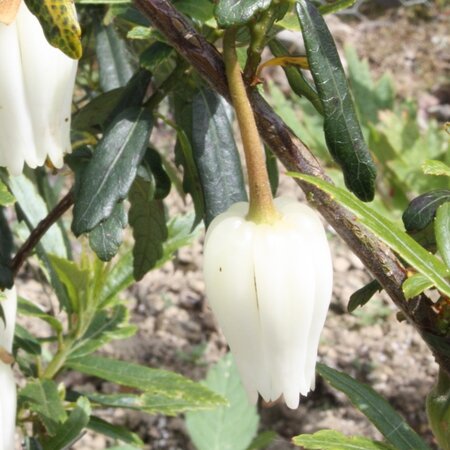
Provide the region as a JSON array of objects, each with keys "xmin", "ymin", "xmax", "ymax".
[
  {"xmin": 0, "ymin": 2, "xmax": 78, "ymax": 176},
  {"xmin": 0, "ymin": 287, "xmax": 17, "ymax": 450},
  {"xmin": 203, "ymin": 197, "xmax": 333, "ymax": 409}
]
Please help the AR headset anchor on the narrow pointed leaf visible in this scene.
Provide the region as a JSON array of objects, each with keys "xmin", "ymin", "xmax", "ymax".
[
  {"xmin": 290, "ymin": 173, "xmax": 450, "ymax": 297},
  {"xmin": 316, "ymin": 364, "xmax": 431, "ymax": 450},
  {"xmin": 192, "ymin": 87, "xmax": 247, "ymax": 226},
  {"xmin": 436, "ymin": 202, "xmax": 450, "ymax": 268},
  {"xmin": 87, "ymin": 416, "xmax": 144, "ymax": 446},
  {"xmin": 293, "ymin": 430, "xmax": 394, "ymax": 449},
  {"xmin": 402, "ymin": 273, "xmax": 434, "ymax": 299},
  {"xmin": 348, "ymin": 279, "xmax": 382, "ymax": 312},
  {"xmin": 66, "ymin": 355, "xmax": 227, "ymax": 414},
  {"xmin": 72, "ymin": 107, "xmax": 153, "ymax": 235},
  {"xmin": 0, "ymin": 208, "xmax": 13, "ymax": 289},
  {"xmin": 296, "ymin": 0, "xmax": 376, "ymax": 201}
]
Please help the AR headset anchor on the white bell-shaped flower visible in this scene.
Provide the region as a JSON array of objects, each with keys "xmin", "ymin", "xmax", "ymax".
[
  {"xmin": 0, "ymin": 2, "xmax": 78, "ymax": 175},
  {"xmin": 0, "ymin": 287, "xmax": 17, "ymax": 450},
  {"xmin": 203, "ymin": 197, "xmax": 333, "ymax": 409}
]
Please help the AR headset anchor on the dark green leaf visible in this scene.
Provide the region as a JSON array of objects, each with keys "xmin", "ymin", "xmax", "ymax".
[
  {"xmin": 23, "ymin": 437, "xmax": 43, "ymax": 450},
  {"xmin": 0, "ymin": 208, "xmax": 13, "ymax": 289},
  {"xmin": 175, "ymin": 0, "xmax": 215, "ymax": 24},
  {"xmin": 140, "ymin": 148, "xmax": 171, "ymax": 200},
  {"xmin": 66, "ymin": 355, "xmax": 227, "ymax": 415},
  {"xmin": 436, "ymin": 202, "xmax": 450, "ymax": 268},
  {"xmin": 14, "ymin": 324, "xmax": 41, "ymax": 355},
  {"xmin": 19, "ymin": 379, "xmax": 67, "ymax": 435},
  {"xmin": 72, "ymin": 107, "xmax": 153, "ymax": 235},
  {"xmin": 140, "ymin": 41, "xmax": 174, "ymax": 74},
  {"xmin": 402, "ymin": 190, "xmax": 450, "ymax": 232},
  {"xmin": 95, "ymin": 22, "xmax": 135, "ymax": 91},
  {"xmin": 348, "ymin": 279, "xmax": 382, "ymax": 312},
  {"xmin": 72, "ymin": 88, "xmax": 123, "ymax": 133},
  {"xmin": 186, "ymin": 353, "xmax": 258, "ymax": 450},
  {"xmin": 293, "ymin": 430, "xmax": 394, "ymax": 449},
  {"xmin": 296, "ymin": 0, "xmax": 376, "ymax": 201},
  {"xmin": 215, "ymin": 0, "xmax": 272, "ymax": 27},
  {"xmin": 402, "ymin": 273, "xmax": 434, "ymax": 299},
  {"xmin": 87, "ymin": 416, "xmax": 144, "ymax": 446},
  {"xmin": 265, "ymin": 146, "xmax": 279, "ymax": 197},
  {"xmin": 317, "ymin": 364, "xmax": 431, "ymax": 450},
  {"xmin": 89, "ymin": 203, "xmax": 128, "ymax": 261},
  {"xmin": 290, "ymin": 173, "xmax": 450, "ymax": 297},
  {"xmin": 192, "ymin": 87, "xmax": 247, "ymax": 226},
  {"xmin": 43, "ymin": 397, "xmax": 91, "ymax": 450},
  {"xmin": 268, "ymin": 39, "xmax": 323, "ymax": 115},
  {"xmin": 129, "ymin": 178, "xmax": 168, "ymax": 280},
  {"xmin": 247, "ymin": 431, "xmax": 277, "ymax": 450}
]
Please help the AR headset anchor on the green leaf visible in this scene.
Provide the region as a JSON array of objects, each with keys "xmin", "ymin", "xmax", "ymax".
[
  {"xmin": 186, "ymin": 353, "xmax": 258, "ymax": 450},
  {"xmin": 422, "ymin": 160, "xmax": 450, "ymax": 177},
  {"xmin": 215, "ymin": 0, "xmax": 272, "ymax": 27},
  {"xmin": 0, "ymin": 180, "xmax": 14, "ymax": 206},
  {"xmin": 95, "ymin": 21, "xmax": 135, "ymax": 91},
  {"xmin": 293, "ymin": 430, "xmax": 394, "ymax": 449},
  {"xmin": 402, "ymin": 273, "xmax": 434, "ymax": 299},
  {"xmin": 87, "ymin": 416, "xmax": 144, "ymax": 446},
  {"xmin": 14, "ymin": 324, "xmax": 41, "ymax": 355},
  {"xmin": 192, "ymin": 87, "xmax": 247, "ymax": 226},
  {"xmin": 295, "ymin": 0, "xmax": 376, "ymax": 201},
  {"xmin": 72, "ymin": 107, "xmax": 153, "ymax": 235},
  {"xmin": 0, "ymin": 207, "xmax": 13, "ymax": 289},
  {"xmin": 89, "ymin": 203, "xmax": 127, "ymax": 261},
  {"xmin": 68, "ymin": 305, "xmax": 137, "ymax": 360},
  {"xmin": 402, "ymin": 190, "xmax": 450, "ymax": 232},
  {"xmin": 66, "ymin": 355, "xmax": 227, "ymax": 415},
  {"xmin": 43, "ymin": 397, "xmax": 91, "ymax": 450},
  {"xmin": 140, "ymin": 148, "xmax": 171, "ymax": 200},
  {"xmin": 316, "ymin": 364, "xmax": 431, "ymax": 450},
  {"xmin": 24, "ymin": 0, "xmax": 82, "ymax": 59},
  {"xmin": 175, "ymin": 0, "xmax": 216, "ymax": 25},
  {"xmin": 19, "ymin": 379, "xmax": 67, "ymax": 435},
  {"xmin": 18, "ymin": 297, "xmax": 63, "ymax": 333},
  {"xmin": 139, "ymin": 41, "xmax": 174, "ymax": 74},
  {"xmin": 348, "ymin": 279, "xmax": 382, "ymax": 312},
  {"xmin": 247, "ymin": 431, "xmax": 277, "ymax": 450},
  {"xmin": 290, "ymin": 173, "xmax": 450, "ymax": 297},
  {"xmin": 436, "ymin": 202, "xmax": 450, "ymax": 268},
  {"xmin": 128, "ymin": 178, "xmax": 168, "ymax": 280},
  {"xmin": 318, "ymin": 0, "xmax": 357, "ymax": 15}
]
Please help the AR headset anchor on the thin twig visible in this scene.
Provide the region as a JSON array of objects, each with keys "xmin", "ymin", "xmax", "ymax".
[{"xmin": 11, "ymin": 191, "xmax": 74, "ymax": 276}]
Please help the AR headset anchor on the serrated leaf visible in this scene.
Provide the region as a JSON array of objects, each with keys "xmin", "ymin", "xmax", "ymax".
[
  {"xmin": 24, "ymin": 0, "xmax": 82, "ymax": 59},
  {"xmin": 43, "ymin": 397, "xmax": 91, "ymax": 450},
  {"xmin": 89, "ymin": 203, "xmax": 127, "ymax": 262},
  {"xmin": 186, "ymin": 353, "xmax": 258, "ymax": 450},
  {"xmin": 436, "ymin": 202, "xmax": 450, "ymax": 268},
  {"xmin": 402, "ymin": 190, "xmax": 450, "ymax": 232},
  {"xmin": 95, "ymin": 22, "xmax": 135, "ymax": 91},
  {"xmin": 72, "ymin": 107, "xmax": 153, "ymax": 235},
  {"xmin": 422, "ymin": 160, "xmax": 450, "ymax": 177},
  {"xmin": 129, "ymin": 178, "xmax": 168, "ymax": 280},
  {"xmin": 19, "ymin": 379, "xmax": 67, "ymax": 435},
  {"xmin": 66, "ymin": 355, "xmax": 227, "ymax": 415},
  {"xmin": 215, "ymin": 0, "xmax": 271, "ymax": 27},
  {"xmin": 316, "ymin": 364, "xmax": 431, "ymax": 450},
  {"xmin": 192, "ymin": 87, "xmax": 247, "ymax": 226},
  {"xmin": 68, "ymin": 305, "xmax": 137, "ymax": 360},
  {"xmin": 348, "ymin": 279, "xmax": 382, "ymax": 312},
  {"xmin": 402, "ymin": 273, "xmax": 434, "ymax": 299},
  {"xmin": 87, "ymin": 416, "xmax": 144, "ymax": 446},
  {"xmin": 293, "ymin": 430, "xmax": 394, "ymax": 449},
  {"xmin": 290, "ymin": 173, "xmax": 450, "ymax": 297},
  {"xmin": 296, "ymin": 0, "xmax": 376, "ymax": 201},
  {"xmin": 0, "ymin": 180, "xmax": 14, "ymax": 206}
]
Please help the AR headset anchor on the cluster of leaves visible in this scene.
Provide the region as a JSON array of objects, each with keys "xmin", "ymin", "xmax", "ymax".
[{"xmin": 0, "ymin": 0, "xmax": 448, "ymax": 448}]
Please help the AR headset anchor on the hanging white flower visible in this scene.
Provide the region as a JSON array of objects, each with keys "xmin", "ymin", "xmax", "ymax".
[
  {"xmin": 203, "ymin": 197, "xmax": 333, "ymax": 409},
  {"xmin": 0, "ymin": 2, "xmax": 78, "ymax": 175},
  {"xmin": 0, "ymin": 287, "xmax": 17, "ymax": 450}
]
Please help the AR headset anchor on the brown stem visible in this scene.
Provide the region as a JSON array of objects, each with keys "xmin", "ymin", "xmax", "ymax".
[
  {"xmin": 11, "ymin": 191, "xmax": 74, "ymax": 276},
  {"xmin": 223, "ymin": 28, "xmax": 278, "ymax": 223},
  {"xmin": 133, "ymin": 0, "xmax": 449, "ymax": 376}
]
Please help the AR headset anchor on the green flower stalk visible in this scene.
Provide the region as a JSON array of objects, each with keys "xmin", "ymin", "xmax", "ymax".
[{"xmin": 0, "ymin": 2, "xmax": 78, "ymax": 175}]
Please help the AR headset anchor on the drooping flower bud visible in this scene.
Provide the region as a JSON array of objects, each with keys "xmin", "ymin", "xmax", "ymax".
[
  {"xmin": 0, "ymin": 2, "xmax": 78, "ymax": 175},
  {"xmin": 203, "ymin": 197, "xmax": 333, "ymax": 409},
  {"xmin": 0, "ymin": 287, "xmax": 17, "ymax": 450}
]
